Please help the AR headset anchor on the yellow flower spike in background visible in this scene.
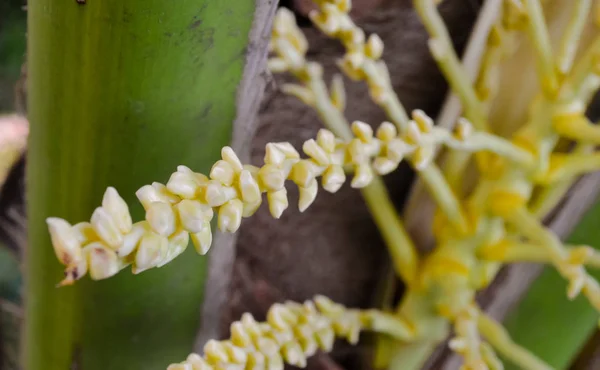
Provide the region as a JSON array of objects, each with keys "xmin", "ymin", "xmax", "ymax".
[
  {"xmin": 43, "ymin": 0, "xmax": 600, "ymax": 369},
  {"xmin": 167, "ymin": 296, "xmax": 414, "ymax": 370}
]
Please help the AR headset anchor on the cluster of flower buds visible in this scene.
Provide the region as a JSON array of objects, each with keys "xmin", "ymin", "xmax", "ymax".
[
  {"xmin": 167, "ymin": 296, "xmax": 364, "ymax": 370},
  {"xmin": 560, "ymin": 246, "xmax": 600, "ymax": 303},
  {"xmin": 308, "ymin": 0, "xmax": 384, "ymax": 80},
  {"xmin": 305, "ymin": 0, "xmax": 396, "ymax": 110},
  {"xmin": 268, "ymin": 8, "xmax": 309, "ymax": 75},
  {"xmin": 47, "ymin": 105, "xmax": 487, "ymax": 284},
  {"xmin": 448, "ymin": 305, "xmax": 490, "ymax": 370}
]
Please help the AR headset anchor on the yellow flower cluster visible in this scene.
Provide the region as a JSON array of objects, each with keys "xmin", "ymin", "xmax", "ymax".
[
  {"xmin": 48, "ymin": 98, "xmax": 525, "ymax": 285},
  {"xmin": 167, "ymin": 296, "xmax": 412, "ymax": 370}
]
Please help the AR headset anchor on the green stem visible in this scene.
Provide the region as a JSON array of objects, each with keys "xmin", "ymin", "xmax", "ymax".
[
  {"xmin": 26, "ymin": 1, "xmax": 257, "ymax": 369},
  {"xmin": 361, "ymin": 178, "xmax": 419, "ymax": 286},
  {"xmin": 478, "ymin": 313, "xmax": 553, "ymax": 370}
]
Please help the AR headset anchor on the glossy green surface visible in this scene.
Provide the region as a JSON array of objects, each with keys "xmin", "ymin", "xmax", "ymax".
[{"xmin": 26, "ymin": 1, "xmax": 254, "ymax": 368}]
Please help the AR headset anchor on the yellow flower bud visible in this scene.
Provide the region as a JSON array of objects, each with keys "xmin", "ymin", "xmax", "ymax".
[
  {"xmin": 102, "ymin": 187, "xmax": 132, "ymax": 234},
  {"xmin": 204, "ymin": 181, "xmax": 230, "ymax": 207},
  {"xmin": 218, "ymin": 199, "xmax": 244, "ymax": 233},
  {"xmin": 282, "ymin": 341, "xmax": 306, "ymax": 368},
  {"xmin": 373, "ymin": 157, "xmax": 398, "ymax": 175},
  {"xmin": 322, "ymin": 165, "xmax": 345, "ymax": 193},
  {"xmin": 224, "ymin": 342, "xmax": 247, "ymax": 364},
  {"xmin": 267, "ymin": 188, "xmax": 288, "ymax": 219},
  {"xmin": 91, "ymin": 207, "xmax": 123, "ymax": 249},
  {"xmin": 72, "ymin": 222, "xmax": 99, "ymax": 245},
  {"xmin": 315, "ymin": 327, "xmax": 335, "ymax": 352},
  {"xmin": 298, "ymin": 179, "xmax": 318, "ymax": 212},
  {"xmin": 221, "ymin": 146, "xmax": 244, "ymax": 172},
  {"xmin": 159, "ymin": 229, "xmax": 190, "ymax": 267},
  {"xmin": 185, "ymin": 353, "xmax": 212, "ymax": 370},
  {"xmin": 210, "ymin": 160, "xmax": 236, "ymax": 186},
  {"xmin": 167, "ymin": 171, "xmax": 199, "ymax": 199},
  {"xmin": 84, "ymin": 242, "xmax": 120, "ymax": 281},
  {"xmin": 176, "ymin": 199, "xmax": 212, "ymax": 233},
  {"xmin": 134, "ymin": 232, "xmax": 168, "ymax": 273},
  {"xmin": 146, "ymin": 202, "xmax": 177, "ymax": 237},
  {"xmin": 303, "ymin": 139, "xmax": 330, "ymax": 166},
  {"xmin": 351, "ymin": 163, "xmax": 373, "ymax": 188},
  {"xmin": 412, "ymin": 109, "xmax": 433, "ymax": 133},
  {"xmin": 246, "ymin": 352, "xmax": 266, "ymax": 370},
  {"xmin": 118, "ymin": 221, "xmax": 149, "ymax": 258},
  {"xmin": 365, "ymin": 33, "xmax": 384, "ymax": 60},
  {"xmin": 290, "ymin": 160, "xmax": 317, "ymax": 188},
  {"xmin": 191, "ymin": 224, "xmax": 212, "ymax": 255},
  {"xmin": 317, "ymin": 129, "xmax": 336, "ymax": 153},
  {"xmin": 258, "ymin": 164, "xmax": 286, "ymax": 191},
  {"xmin": 376, "ymin": 122, "xmax": 397, "ymax": 141},
  {"xmin": 204, "ymin": 340, "xmax": 229, "ymax": 365},
  {"xmin": 239, "ymin": 170, "xmax": 261, "ymax": 204},
  {"xmin": 136, "ymin": 184, "xmax": 174, "ymax": 210},
  {"xmin": 230, "ymin": 321, "xmax": 253, "ymax": 348}
]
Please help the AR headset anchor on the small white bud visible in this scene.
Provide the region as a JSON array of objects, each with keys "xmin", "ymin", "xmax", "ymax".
[
  {"xmin": 134, "ymin": 232, "xmax": 168, "ymax": 273},
  {"xmin": 303, "ymin": 139, "xmax": 330, "ymax": 166},
  {"xmin": 242, "ymin": 200, "xmax": 262, "ymax": 218},
  {"xmin": 167, "ymin": 171, "xmax": 199, "ymax": 199},
  {"xmin": 158, "ymin": 229, "xmax": 190, "ymax": 267},
  {"xmin": 136, "ymin": 184, "xmax": 173, "ymax": 210},
  {"xmin": 204, "ymin": 340, "xmax": 229, "ymax": 365},
  {"xmin": 351, "ymin": 121, "xmax": 373, "ymax": 143},
  {"xmin": 405, "ymin": 121, "xmax": 422, "ymax": 144},
  {"xmin": 102, "ymin": 187, "xmax": 132, "ymax": 234},
  {"xmin": 373, "ymin": 157, "xmax": 398, "ymax": 175},
  {"xmin": 455, "ymin": 118, "xmax": 473, "ymax": 141},
  {"xmin": 412, "ymin": 109, "xmax": 433, "ymax": 133},
  {"xmin": 258, "ymin": 164, "xmax": 286, "ymax": 191},
  {"xmin": 210, "ymin": 160, "xmax": 235, "ymax": 186},
  {"xmin": 204, "ymin": 181, "xmax": 229, "ymax": 207},
  {"xmin": 282, "ymin": 341, "xmax": 306, "ymax": 368},
  {"xmin": 176, "ymin": 199, "xmax": 212, "ymax": 233},
  {"xmin": 365, "ymin": 34, "xmax": 384, "ymax": 59},
  {"xmin": 185, "ymin": 353, "xmax": 212, "ymax": 370},
  {"xmin": 239, "ymin": 170, "xmax": 261, "ymax": 204},
  {"xmin": 376, "ymin": 122, "xmax": 397, "ymax": 141},
  {"xmin": 322, "ymin": 165, "xmax": 346, "ymax": 193},
  {"xmin": 290, "ymin": 160, "xmax": 317, "ymax": 188},
  {"xmin": 72, "ymin": 222, "xmax": 98, "ymax": 245},
  {"xmin": 298, "ymin": 179, "xmax": 318, "ymax": 212},
  {"xmin": 146, "ymin": 202, "xmax": 177, "ymax": 236},
  {"xmin": 84, "ymin": 242, "xmax": 120, "ymax": 281},
  {"xmin": 218, "ymin": 199, "xmax": 244, "ymax": 233},
  {"xmin": 267, "ymin": 188, "xmax": 288, "ymax": 219},
  {"xmin": 118, "ymin": 221, "xmax": 149, "ymax": 257},
  {"xmin": 191, "ymin": 224, "xmax": 212, "ymax": 255},
  {"xmin": 91, "ymin": 207, "xmax": 123, "ymax": 249},
  {"xmin": 317, "ymin": 129, "xmax": 337, "ymax": 153},
  {"xmin": 221, "ymin": 146, "xmax": 244, "ymax": 172}
]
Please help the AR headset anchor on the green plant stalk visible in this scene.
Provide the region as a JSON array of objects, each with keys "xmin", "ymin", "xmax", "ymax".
[
  {"xmin": 26, "ymin": 1, "xmax": 254, "ymax": 369},
  {"xmin": 503, "ymin": 200, "xmax": 600, "ymax": 369}
]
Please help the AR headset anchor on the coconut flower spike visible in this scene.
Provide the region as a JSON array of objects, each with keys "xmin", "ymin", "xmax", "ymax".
[
  {"xmin": 167, "ymin": 296, "xmax": 415, "ymax": 370},
  {"xmin": 45, "ymin": 1, "xmax": 600, "ymax": 369}
]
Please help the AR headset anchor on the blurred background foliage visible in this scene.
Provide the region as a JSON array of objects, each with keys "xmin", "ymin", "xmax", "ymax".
[{"xmin": 0, "ymin": 0, "xmax": 26, "ymax": 112}]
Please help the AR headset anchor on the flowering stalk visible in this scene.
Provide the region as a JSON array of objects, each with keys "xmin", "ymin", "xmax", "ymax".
[
  {"xmin": 168, "ymin": 296, "xmax": 414, "ymax": 370},
  {"xmin": 42, "ymin": 0, "xmax": 600, "ymax": 369},
  {"xmin": 26, "ymin": 0, "xmax": 260, "ymax": 369}
]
